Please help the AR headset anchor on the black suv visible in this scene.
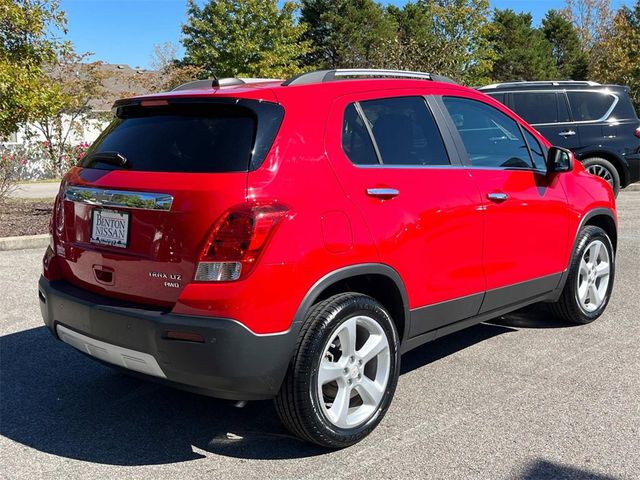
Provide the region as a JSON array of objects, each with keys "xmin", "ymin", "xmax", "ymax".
[{"xmin": 478, "ymin": 81, "xmax": 640, "ymax": 195}]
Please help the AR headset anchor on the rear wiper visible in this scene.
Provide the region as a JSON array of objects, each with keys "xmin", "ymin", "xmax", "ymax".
[{"xmin": 84, "ymin": 151, "xmax": 130, "ymax": 168}]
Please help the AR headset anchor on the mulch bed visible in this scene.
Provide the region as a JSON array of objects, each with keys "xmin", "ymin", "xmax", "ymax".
[{"xmin": 0, "ymin": 199, "xmax": 53, "ymax": 237}]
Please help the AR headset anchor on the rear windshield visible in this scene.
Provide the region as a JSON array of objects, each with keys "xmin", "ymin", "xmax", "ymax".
[{"xmin": 82, "ymin": 103, "xmax": 259, "ymax": 173}]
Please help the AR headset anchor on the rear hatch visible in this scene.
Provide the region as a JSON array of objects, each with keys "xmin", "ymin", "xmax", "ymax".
[{"xmin": 53, "ymin": 97, "xmax": 283, "ymax": 306}]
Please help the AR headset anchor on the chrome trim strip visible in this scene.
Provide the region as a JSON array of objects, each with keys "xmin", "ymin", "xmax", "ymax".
[
  {"xmin": 64, "ymin": 186, "xmax": 173, "ymax": 211},
  {"xmin": 56, "ymin": 325, "xmax": 167, "ymax": 378},
  {"xmin": 367, "ymin": 188, "xmax": 400, "ymax": 196},
  {"xmin": 334, "ymin": 68, "xmax": 433, "ymax": 80},
  {"xmin": 480, "ymin": 80, "xmax": 601, "ymax": 89}
]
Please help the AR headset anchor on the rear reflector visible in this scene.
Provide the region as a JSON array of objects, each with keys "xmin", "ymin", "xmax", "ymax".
[{"xmin": 164, "ymin": 331, "xmax": 205, "ymax": 343}]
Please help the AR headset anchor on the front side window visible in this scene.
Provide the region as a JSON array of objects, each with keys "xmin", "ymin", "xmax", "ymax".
[
  {"xmin": 342, "ymin": 96, "xmax": 450, "ymax": 166},
  {"xmin": 567, "ymin": 91, "xmax": 616, "ymax": 121},
  {"xmin": 523, "ymin": 129, "xmax": 547, "ymax": 171},
  {"xmin": 442, "ymin": 97, "xmax": 533, "ymax": 169},
  {"xmin": 486, "ymin": 92, "xmax": 505, "ymax": 105}
]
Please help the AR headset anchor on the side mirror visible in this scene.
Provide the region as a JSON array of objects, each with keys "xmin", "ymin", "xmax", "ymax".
[{"xmin": 547, "ymin": 146, "xmax": 574, "ymax": 173}]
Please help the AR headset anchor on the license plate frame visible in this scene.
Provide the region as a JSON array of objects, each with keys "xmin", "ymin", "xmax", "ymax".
[{"xmin": 90, "ymin": 208, "xmax": 130, "ymax": 248}]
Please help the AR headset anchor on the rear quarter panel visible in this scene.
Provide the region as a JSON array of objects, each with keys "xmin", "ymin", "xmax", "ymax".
[{"xmin": 174, "ymin": 85, "xmax": 380, "ymax": 334}]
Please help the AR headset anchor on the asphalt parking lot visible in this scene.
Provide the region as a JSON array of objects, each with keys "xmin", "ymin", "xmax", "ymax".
[{"xmin": 1, "ymin": 191, "xmax": 639, "ymax": 480}]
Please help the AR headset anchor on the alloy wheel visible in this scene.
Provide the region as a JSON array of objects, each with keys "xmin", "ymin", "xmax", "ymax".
[
  {"xmin": 576, "ymin": 239, "xmax": 611, "ymax": 313},
  {"xmin": 586, "ymin": 164, "xmax": 614, "ymax": 187},
  {"xmin": 317, "ymin": 315, "xmax": 391, "ymax": 429}
]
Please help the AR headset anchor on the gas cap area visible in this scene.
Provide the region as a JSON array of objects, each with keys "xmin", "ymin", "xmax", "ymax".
[{"xmin": 320, "ymin": 211, "xmax": 353, "ymax": 254}]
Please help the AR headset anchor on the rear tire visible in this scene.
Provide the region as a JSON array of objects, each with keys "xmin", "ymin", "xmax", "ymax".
[
  {"xmin": 549, "ymin": 226, "xmax": 615, "ymax": 324},
  {"xmin": 582, "ymin": 157, "xmax": 621, "ymax": 197},
  {"xmin": 274, "ymin": 293, "xmax": 400, "ymax": 448}
]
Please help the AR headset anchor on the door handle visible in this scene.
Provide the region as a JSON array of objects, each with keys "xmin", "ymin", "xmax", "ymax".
[
  {"xmin": 366, "ymin": 188, "xmax": 400, "ymax": 199},
  {"xmin": 487, "ymin": 192, "xmax": 509, "ymax": 202},
  {"xmin": 559, "ymin": 130, "xmax": 576, "ymax": 137}
]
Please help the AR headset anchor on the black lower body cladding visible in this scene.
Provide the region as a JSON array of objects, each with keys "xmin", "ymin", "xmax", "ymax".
[{"xmin": 38, "ymin": 277, "xmax": 300, "ymax": 400}]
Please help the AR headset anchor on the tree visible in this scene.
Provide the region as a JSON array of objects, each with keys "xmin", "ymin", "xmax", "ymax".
[
  {"xmin": 31, "ymin": 51, "xmax": 107, "ymax": 174},
  {"xmin": 300, "ymin": 0, "xmax": 397, "ymax": 69},
  {"xmin": 0, "ymin": 0, "xmax": 67, "ymax": 137},
  {"xmin": 542, "ymin": 9, "xmax": 589, "ymax": 79},
  {"xmin": 590, "ymin": 3, "xmax": 640, "ymax": 110},
  {"xmin": 563, "ymin": 0, "xmax": 613, "ymax": 50},
  {"xmin": 489, "ymin": 9, "xmax": 559, "ymax": 82},
  {"xmin": 181, "ymin": 0, "xmax": 309, "ymax": 78},
  {"xmin": 148, "ymin": 42, "xmax": 205, "ymax": 91},
  {"xmin": 381, "ymin": 0, "xmax": 494, "ymax": 84},
  {"xmin": 627, "ymin": 0, "xmax": 640, "ymax": 29}
]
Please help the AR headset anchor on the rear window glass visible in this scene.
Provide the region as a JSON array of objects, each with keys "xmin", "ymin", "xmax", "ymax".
[
  {"xmin": 342, "ymin": 104, "xmax": 379, "ymax": 165},
  {"xmin": 82, "ymin": 104, "xmax": 257, "ymax": 173},
  {"xmin": 611, "ymin": 90, "xmax": 639, "ymax": 120},
  {"xmin": 512, "ymin": 92, "xmax": 562, "ymax": 124},
  {"xmin": 360, "ymin": 96, "xmax": 450, "ymax": 166},
  {"xmin": 567, "ymin": 91, "xmax": 615, "ymax": 121}
]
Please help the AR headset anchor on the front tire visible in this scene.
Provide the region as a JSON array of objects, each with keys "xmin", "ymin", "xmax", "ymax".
[
  {"xmin": 582, "ymin": 157, "xmax": 621, "ymax": 197},
  {"xmin": 275, "ymin": 293, "xmax": 400, "ymax": 448},
  {"xmin": 549, "ymin": 226, "xmax": 615, "ymax": 324}
]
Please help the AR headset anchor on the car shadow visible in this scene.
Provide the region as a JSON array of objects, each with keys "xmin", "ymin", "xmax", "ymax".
[
  {"xmin": 0, "ymin": 306, "xmax": 565, "ymax": 466},
  {"xmin": 519, "ymin": 459, "xmax": 622, "ymax": 480},
  {"xmin": 487, "ymin": 303, "xmax": 578, "ymax": 330}
]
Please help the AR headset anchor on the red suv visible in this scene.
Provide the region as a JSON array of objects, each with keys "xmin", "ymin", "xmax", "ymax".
[{"xmin": 39, "ymin": 69, "xmax": 617, "ymax": 448}]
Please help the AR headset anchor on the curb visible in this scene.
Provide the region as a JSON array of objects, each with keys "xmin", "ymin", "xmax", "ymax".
[
  {"xmin": 625, "ymin": 183, "xmax": 640, "ymax": 192},
  {"xmin": 0, "ymin": 234, "xmax": 49, "ymax": 251}
]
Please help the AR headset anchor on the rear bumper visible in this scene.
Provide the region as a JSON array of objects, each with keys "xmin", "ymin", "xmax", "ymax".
[
  {"xmin": 38, "ymin": 276, "xmax": 298, "ymax": 400},
  {"xmin": 624, "ymin": 152, "xmax": 640, "ymax": 186}
]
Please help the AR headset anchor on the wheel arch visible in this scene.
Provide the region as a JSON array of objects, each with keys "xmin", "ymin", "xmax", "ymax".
[
  {"xmin": 569, "ymin": 208, "xmax": 618, "ymax": 264},
  {"xmin": 552, "ymin": 207, "xmax": 617, "ymax": 303},
  {"xmin": 577, "ymin": 150, "xmax": 629, "ymax": 187},
  {"xmin": 582, "ymin": 210, "xmax": 618, "ymax": 252},
  {"xmin": 292, "ymin": 264, "xmax": 410, "ymax": 345}
]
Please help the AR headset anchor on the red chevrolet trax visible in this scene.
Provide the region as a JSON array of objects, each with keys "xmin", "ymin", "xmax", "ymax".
[{"xmin": 39, "ymin": 70, "xmax": 617, "ymax": 448}]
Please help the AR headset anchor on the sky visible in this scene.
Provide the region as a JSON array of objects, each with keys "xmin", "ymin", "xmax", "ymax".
[{"xmin": 59, "ymin": 0, "xmax": 633, "ymax": 69}]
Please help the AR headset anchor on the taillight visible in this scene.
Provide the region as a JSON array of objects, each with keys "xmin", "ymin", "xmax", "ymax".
[
  {"xmin": 195, "ymin": 203, "xmax": 289, "ymax": 282},
  {"xmin": 635, "ymin": 126, "xmax": 640, "ymax": 138}
]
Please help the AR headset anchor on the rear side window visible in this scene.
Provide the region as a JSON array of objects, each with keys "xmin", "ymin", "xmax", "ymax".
[
  {"xmin": 342, "ymin": 104, "xmax": 379, "ymax": 165},
  {"xmin": 512, "ymin": 92, "xmax": 564, "ymax": 124},
  {"xmin": 443, "ymin": 96, "xmax": 533, "ymax": 169},
  {"xmin": 567, "ymin": 91, "xmax": 616, "ymax": 121},
  {"xmin": 611, "ymin": 90, "xmax": 639, "ymax": 120},
  {"xmin": 82, "ymin": 102, "xmax": 282, "ymax": 173},
  {"xmin": 348, "ymin": 96, "xmax": 450, "ymax": 166}
]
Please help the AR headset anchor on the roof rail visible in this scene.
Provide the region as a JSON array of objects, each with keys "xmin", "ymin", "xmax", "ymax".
[
  {"xmin": 282, "ymin": 69, "xmax": 457, "ymax": 86},
  {"xmin": 171, "ymin": 77, "xmax": 280, "ymax": 91},
  {"xmin": 479, "ymin": 80, "xmax": 601, "ymax": 90}
]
